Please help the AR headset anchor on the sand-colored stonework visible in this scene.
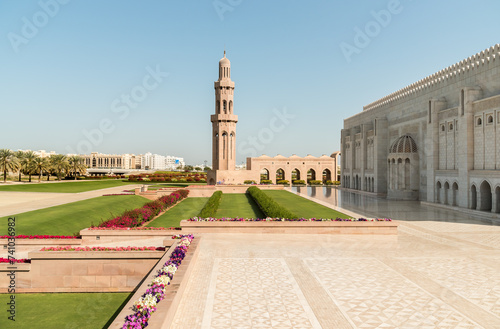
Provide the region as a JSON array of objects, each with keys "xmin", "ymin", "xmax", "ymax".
[{"xmin": 170, "ymin": 222, "xmax": 500, "ymax": 328}]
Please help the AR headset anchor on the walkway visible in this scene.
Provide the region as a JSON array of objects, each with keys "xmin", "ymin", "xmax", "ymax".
[
  {"xmin": 0, "ymin": 184, "xmax": 141, "ymax": 217},
  {"xmin": 170, "ymin": 223, "xmax": 500, "ymax": 328}
]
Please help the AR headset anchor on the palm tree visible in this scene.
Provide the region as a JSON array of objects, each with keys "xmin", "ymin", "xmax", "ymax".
[
  {"xmin": 50, "ymin": 154, "xmax": 68, "ymax": 181},
  {"xmin": 33, "ymin": 157, "xmax": 50, "ymax": 183},
  {"xmin": 0, "ymin": 149, "xmax": 20, "ymax": 183},
  {"xmin": 21, "ymin": 151, "xmax": 37, "ymax": 183},
  {"xmin": 14, "ymin": 150, "xmax": 25, "ymax": 181},
  {"xmin": 68, "ymin": 155, "xmax": 86, "ymax": 180}
]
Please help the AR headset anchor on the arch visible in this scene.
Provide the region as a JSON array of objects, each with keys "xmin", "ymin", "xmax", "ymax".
[
  {"xmin": 260, "ymin": 168, "xmax": 269, "ymax": 181},
  {"xmin": 477, "ymin": 117, "xmax": 482, "ymax": 126},
  {"xmin": 229, "ymin": 100, "xmax": 233, "ymax": 114},
  {"xmin": 209, "ymin": 178, "xmax": 215, "ymax": 185},
  {"xmin": 479, "ymin": 180, "xmax": 492, "ymax": 211},
  {"xmin": 371, "ymin": 177, "xmax": 375, "ymax": 192},
  {"xmin": 470, "ymin": 184, "xmax": 477, "ymax": 209},
  {"xmin": 444, "ymin": 181, "xmax": 450, "ymax": 205},
  {"xmin": 291, "ymin": 168, "xmax": 301, "ymax": 181},
  {"xmin": 404, "ymin": 158, "xmax": 410, "ymax": 190},
  {"xmin": 230, "ymin": 132, "xmax": 234, "ymax": 159},
  {"xmin": 452, "ymin": 182, "xmax": 458, "ymax": 206},
  {"xmin": 223, "ymin": 100, "xmax": 227, "ymax": 114},
  {"xmin": 487, "ymin": 115, "xmax": 493, "ymax": 124},
  {"xmin": 216, "ymin": 101, "xmax": 220, "ymax": 114},
  {"xmin": 222, "ymin": 132, "xmax": 228, "ymax": 159},
  {"xmin": 436, "ymin": 181, "xmax": 442, "ymax": 203},
  {"xmin": 495, "ymin": 186, "xmax": 500, "ymax": 213},
  {"xmin": 322, "ymin": 168, "xmax": 332, "ymax": 182},
  {"xmin": 364, "ymin": 177, "xmax": 367, "ymax": 191},
  {"xmin": 307, "ymin": 169, "xmax": 316, "ymax": 182},
  {"xmin": 276, "ymin": 168, "xmax": 285, "ymax": 181}
]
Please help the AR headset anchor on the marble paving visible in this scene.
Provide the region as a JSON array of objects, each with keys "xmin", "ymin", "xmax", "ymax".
[{"xmin": 170, "ymin": 221, "xmax": 500, "ymax": 329}]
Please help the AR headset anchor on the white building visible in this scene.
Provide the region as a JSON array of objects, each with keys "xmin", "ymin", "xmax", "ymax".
[
  {"xmin": 341, "ymin": 44, "xmax": 500, "ymax": 213},
  {"xmin": 141, "ymin": 153, "xmax": 185, "ymax": 170}
]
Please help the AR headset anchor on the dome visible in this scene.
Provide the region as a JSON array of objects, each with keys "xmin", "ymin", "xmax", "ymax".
[
  {"xmin": 219, "ymin": 51, "xmax": 230, "ymax": 66},
  {"xmin": 390, "ymin": 135, "xmax": 417, "ymax": 153}
]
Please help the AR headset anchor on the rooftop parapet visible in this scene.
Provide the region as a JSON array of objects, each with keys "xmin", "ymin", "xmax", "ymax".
[{"xmin": 363, "ymin": 44, "xmax": 500, "ymax": 112}]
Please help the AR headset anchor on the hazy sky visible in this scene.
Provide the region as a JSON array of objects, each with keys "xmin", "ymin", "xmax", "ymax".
[{"xmin": 2, "ymin": 0, "xmax": 499, "ymax": 165}]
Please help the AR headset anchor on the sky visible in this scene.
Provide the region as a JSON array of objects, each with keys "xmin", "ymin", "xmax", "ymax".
[{"xmin": 1, "ymin": 0, "xmax": 499, "ymax": 166}]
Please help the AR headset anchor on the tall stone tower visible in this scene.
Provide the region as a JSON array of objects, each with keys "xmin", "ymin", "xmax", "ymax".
[{"xmin": 211, "ymin": 51, "xmax": 238, "ymax": 172}]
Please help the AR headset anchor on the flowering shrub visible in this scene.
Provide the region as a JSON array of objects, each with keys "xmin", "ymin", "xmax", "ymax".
[
  {"xmin": 96, "ymin": 190, "xmax": 189, "ymax": 229},
  {"xmin": 88, "ymin": 227, "xmax": 180, "ymax": 231},
  {"xmin": 188, "ymin": 217, "xmax": 392, "ymax": 222},
  {"xmin": 0, "ymin": 258, "xmax": 31, "ymax": 263},
  {"xmin": 103, "ymin": 193, "xmax": 135, "ymax": 196},
  {"xmin": 123, "ymin": 235, "xmax": 194, "ymax": 328},
  {"xmin": 0, "ymin": 235, "xmax": 79, "ymax": 239},
  {"xmin": 40, "ymin": 246, "xmax": 166, "ymax": 251}
]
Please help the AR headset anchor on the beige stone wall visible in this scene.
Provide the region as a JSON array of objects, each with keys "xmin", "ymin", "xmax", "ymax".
[{"xmin": 342, "ymin": 44, "xmax": 500, "ymax": 211}]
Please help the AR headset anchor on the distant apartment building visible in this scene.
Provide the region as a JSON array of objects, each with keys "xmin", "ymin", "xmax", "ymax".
[{"xmin": 82, "ymin": 152, "xmax": 184, "ymax": 170}]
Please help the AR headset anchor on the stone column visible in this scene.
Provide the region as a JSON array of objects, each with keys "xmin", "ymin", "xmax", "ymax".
[{"xmin": 491, "ymin": 191, "xmax": 497, "ymax": 213}]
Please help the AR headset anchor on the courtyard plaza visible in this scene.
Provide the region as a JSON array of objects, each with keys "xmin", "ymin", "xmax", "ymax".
[{"xmin": 168, "ymin": 188, "xmax": 500, "ymax": 329}]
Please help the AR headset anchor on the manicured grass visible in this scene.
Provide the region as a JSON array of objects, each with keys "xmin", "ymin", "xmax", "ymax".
[
  {"xmin": 0, "ymin": 195, "xmax": 150, "ymax": 235},
  {"xmin": 262, "ymin": 190, "xmax": 350, "ymax": 219},
  {"xmin": 0, "ymin": 180, "xmax": 136, "ymax": 193},
  {"xmin": 215, "ymin": 194, "xmax": 265, "ymax": 219},
  {"xmin": 147, "ymin": 197, "xmax": 209, "ymax": 228},
  {"xmin": 0, "ymin": 292, "xmax": 132, "ymax": 329}
]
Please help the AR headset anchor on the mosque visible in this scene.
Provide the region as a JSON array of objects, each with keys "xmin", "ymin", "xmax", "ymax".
[
  {"xmin": 207, "ymin": 52, "xmax": 338, "ymax": 186},
  {"xmin": 341, "ymin": 44, "xmax": 500, "ymax": 213}
]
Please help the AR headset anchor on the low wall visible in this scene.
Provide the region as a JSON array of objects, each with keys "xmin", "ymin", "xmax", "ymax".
[
  {"xmin": 0, "ymin": 249, "xmax": 165, "ymax": 293},
  {"xmin": 180, "ymin": 220, "xmax": 398, "ymax": 234},
  {"xmin": 187, "ymin": 184, "xmax": 285, "ymax": 197},
  {"xmin": 109, "ymin": 237, "xmax": 201, "ymax": 329},
  {"xmin": 80, "ymin": 228, "xmax": 177, "ymax": 244}
]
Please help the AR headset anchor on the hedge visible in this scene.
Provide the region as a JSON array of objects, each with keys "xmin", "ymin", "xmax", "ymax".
[
  {"xmin": 198, "ymin": 191, "xmax": 223, "ymax": 218},
  {"xmin": 260, "ymin": 180, "xmax": 272, "ymax": 184},
  {"xmin": 246, "ymin": 186, "xmax": 298, "ymax": 219},
  {"xmin": 309, "ymin": 180, "xmax": 323, "ymax": 185},
  {"xmin": 292, "ymin": 180, "xmax": 306, "ymax": 185},
  {"xmin": 277, "ymin": 180, "xmax": 289, "ymax": 185}
]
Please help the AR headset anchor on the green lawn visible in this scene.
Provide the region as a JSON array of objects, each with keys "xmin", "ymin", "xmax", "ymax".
[
  {"xmin": 0, "ymin": 195, "xmax": 149, "ymax": 235},
  {"xmin": 147, "ymin": 197, "xmax": 209, "ymax": 228},
  {"xmin": 0, "ymin": 180, "xmax": 136, "ymax": 193},
  {"xmin": 262, "ymin": 190, "xmax": 350, "ymax": 219},
  {"xmin": 215, "ymin": 194, "xmax": 265, "ymax": 219},
  {"xmin": 0, "ymin": 292, "xmax": 132, "ymax": 329}
]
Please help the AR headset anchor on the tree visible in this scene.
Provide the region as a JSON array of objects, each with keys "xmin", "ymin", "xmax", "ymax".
[
  {"xmin": 14, "ymin": 150, "xmax": 25, "ymax": 182},
  {"xmin": 50, "ymin": 154, "xmax": 68, "ymax": 181},
  {"xmin": 194, "ymin": 167, "xmax": 202, "ymax": 171},
  {"xmin": 203, "ymin": 166, "xmax": 211, "ymax": 172},
  {"xmin": 0, "ymin": 149, "xmax": 20, "ymax": 183},
  {"xmin": 68, "ymin": 155, "xmax": 86, "ymax": 180},
  {"xmin": 33, "ymin": 157, "xmax": 50, "ymax": 183},
  {"xmin": 21, "ymin": 151, "xmax": 37, "ymax": 183},
  {"xmin": 185, "ymin": 165, "xmax": 194, "ymax": 172}
]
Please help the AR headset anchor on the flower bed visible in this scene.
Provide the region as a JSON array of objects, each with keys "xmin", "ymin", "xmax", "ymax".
[
  {"xmin": 103, "ymin": 193, "xmax": 135, "ymax": 196},
  {"xmin": 0, "ymin": 235, "xmax": 79, "ymax": 239},
  {"xmin": 122, "ymin": 235, "xmax": 194, "ymax": 328},
  {"xmin": 188, "ymin": 217, "xmax": 391, "ymax": 222},
  {"xmin": 87, "ymin": 227, "xmax": 179, "ymax": 231},
  {"xmin": 96, "ymin": 189, "xmax": 189, "ymax": 228},
  {"xmin": 40, "ymin": 246, "xmax": 166, "ymax": 252},
  {"xmin": 0, "ymin": 257, "xmax": 31, "ymax": 264}
]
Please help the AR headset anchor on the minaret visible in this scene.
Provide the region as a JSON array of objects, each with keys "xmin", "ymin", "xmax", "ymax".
[{"xmin": 211, "ymin": 51, "xmax": 238, "ymax": 171}]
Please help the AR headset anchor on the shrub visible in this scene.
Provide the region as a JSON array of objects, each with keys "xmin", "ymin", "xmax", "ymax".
[
  {"xmin": 246, "ymin": 186, "xmax": 297, "ymax": 219},
  {"xmin": 97, "ymin": 189, "xmax": 189, "ymax": 228},
  {"xmin": 198, "ymin": 191, "xmax": 223, "ymax": 218},
  {"xmin": 260, "ymin": 180, "xmax": 272, "ymax": 185},
  {"xmin": 277, "ymin": 180, "xmax": 289, "ymax": 185},
  {"xmin": 244, "ymin": 180, "xmax": 257, "ymax": 184},
  {"xmin": 309, "ymin": 180, "xmax": 322, "ymax": 185},
  {"xmin": 333, "ymin": 180, "xmax": 340, "ymax": 185},
  {"xmin": 292, "ymin": 180, "xmax": 305, "ymax": 185}
]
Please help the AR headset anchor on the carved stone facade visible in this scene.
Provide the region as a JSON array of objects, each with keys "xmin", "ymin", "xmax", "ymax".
[{"xmin": 342, "ymin": 44, "xmax": 500, "ymax": 213}]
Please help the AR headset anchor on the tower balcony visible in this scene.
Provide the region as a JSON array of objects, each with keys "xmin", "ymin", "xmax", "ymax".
[{"xmin": 211, "ymin": 114, "xmax": 238, "ymax": 123}]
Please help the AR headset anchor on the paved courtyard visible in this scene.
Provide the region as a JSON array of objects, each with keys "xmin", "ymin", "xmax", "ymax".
[
  {"xmin": 170, "ymin": 188, "xmax": 500, "ymax": 329},
  {"xmin": 170, "ymin": 222, "xmax": 500, "ymax": 329}
]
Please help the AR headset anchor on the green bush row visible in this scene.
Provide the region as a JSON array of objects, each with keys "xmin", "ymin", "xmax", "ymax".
[
  {"xmin": 292, "ymin": 180, "xmax": 306, "ymax": 185},
  {"xmin": 244, "ymin": 180, "xmax": 257, "ymax": 184},
  {"xmin": 260, "ymin": 180, "xmax": 273, "ymax": 184},
  {"xmin": 309, "ymin": 180, "xmax": 323, "ymax": 185},
  {"xmin": 277, "ymin": 180, "xmax": 289, "ymax": 185},
  {"xmin": 246, "ymin": 186, "xmax": 298, "ymax": 219},
  {"xmin": 198, "ymin": 191, "xmax": 223, "ymax": 218}
]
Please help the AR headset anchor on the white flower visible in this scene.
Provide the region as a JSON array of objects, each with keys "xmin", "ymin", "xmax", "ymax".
[
  {"xmin": 134, "ymin": 293, "xmax": 157, "ymax": 310},
  {"xmin": 152, "ymin": 275, "xmax": 171, "ymax": 286},
  {"xmin": 161, "ymin": 264, "xmax": 177, "ymax": 275}
]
